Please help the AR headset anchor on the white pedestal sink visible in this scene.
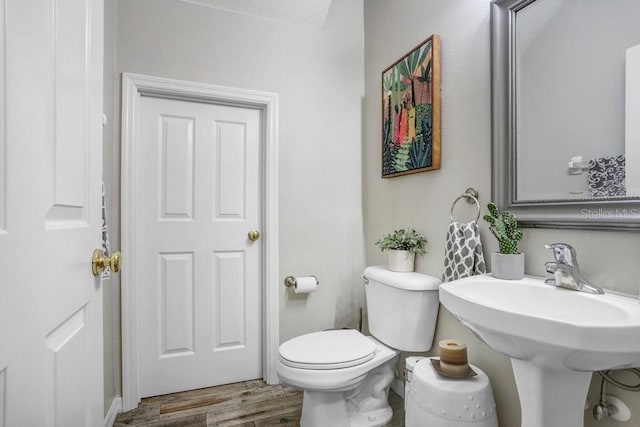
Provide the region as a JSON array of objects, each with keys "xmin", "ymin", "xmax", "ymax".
[{"xmin": 439, "ymin": 274, "xmax": 640, "ymax": 427}]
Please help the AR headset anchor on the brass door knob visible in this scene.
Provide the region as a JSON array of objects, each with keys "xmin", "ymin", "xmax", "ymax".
[
  {"xmin": 92, "ymin": 249, "xmax": 121, "ymax": 277},
  {"xmin": 248, "ymin": 230, "xmax": 261, "ymax": 242}
]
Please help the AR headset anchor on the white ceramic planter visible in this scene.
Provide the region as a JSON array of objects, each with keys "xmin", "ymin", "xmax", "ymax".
[
  {"xmin": 491, "ymin": 252, "xmax": 524, "ymax": 280},
  {"xmin": 388, "ymin": 250, "xmax": 415, "ymax": 272}
]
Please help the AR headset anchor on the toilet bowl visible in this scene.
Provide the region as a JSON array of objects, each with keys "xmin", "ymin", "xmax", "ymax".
[
  {"xmin": 277, "ymin": 330, "xmax": 398, "ymax": 427},
  {"xmin": 276, "ymin": 266, "xmax": 441, "ymax": 427}
]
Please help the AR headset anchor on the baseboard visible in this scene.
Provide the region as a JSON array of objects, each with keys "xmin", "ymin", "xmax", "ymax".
[
  {"xmin": 390, "ymin": 378, "xmax": 405, "ymax": 399},
  {"xmin": 104, "ymin": 396, "xmax": 123, "ymax": 427}
]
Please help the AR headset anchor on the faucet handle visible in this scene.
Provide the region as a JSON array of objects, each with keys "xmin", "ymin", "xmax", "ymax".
[
  {"xmin": 544, "ymin": 261, "xmax": 557, "ymax": 274},
  {"xmin": 544, "ymin": 243, "xmax": 578, "ymax": 267}
]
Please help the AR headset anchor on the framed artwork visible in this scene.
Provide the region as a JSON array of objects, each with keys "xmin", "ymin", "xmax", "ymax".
[{"xmin": 382, "ymin": 35, "xmax": 440, "ymax": 178}]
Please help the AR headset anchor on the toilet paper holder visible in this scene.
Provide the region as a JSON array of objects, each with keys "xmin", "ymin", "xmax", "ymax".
[{"xmin": 284, "ymin": 275, "xmax": 319, "ymax": 288}]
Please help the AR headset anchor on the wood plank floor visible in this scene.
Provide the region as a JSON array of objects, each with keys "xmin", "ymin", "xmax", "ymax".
[{"xmin": 115, "ymin": 379, "xmax": 405, "ymax": 426}]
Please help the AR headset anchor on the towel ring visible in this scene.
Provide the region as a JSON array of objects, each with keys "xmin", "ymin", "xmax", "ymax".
[{"xmin": 450, "ymin": 188, "xmax": 481, "ymax": 222}]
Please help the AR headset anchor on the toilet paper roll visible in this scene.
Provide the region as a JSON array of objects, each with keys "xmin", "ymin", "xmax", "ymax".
[{"xmin": 294, "ymin": 276, "xmax": 318, "ymax": 294}]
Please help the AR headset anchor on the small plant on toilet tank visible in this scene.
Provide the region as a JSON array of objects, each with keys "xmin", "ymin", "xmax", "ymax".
[
  {"xmin": 483, "ymin": 203, "xmax": 524, "ymax": 279},
  {"xmin": 375, "ymin": 228, "xmax": 427, "ymax": 272}
]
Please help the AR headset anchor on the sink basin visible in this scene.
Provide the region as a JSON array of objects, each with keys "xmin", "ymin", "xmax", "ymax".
[
  {"xmin": 440, "ymin": 274, "xmax": 640, "ymax": 371},
  {"xmin": 440, "ymin": 274, "xmax": 640, "ymax": 427}
]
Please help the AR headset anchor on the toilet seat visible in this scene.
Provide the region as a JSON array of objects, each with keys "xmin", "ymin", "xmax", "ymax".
[{"xmin": 279, "ymin": 329, "xmax": 376, "ymax": 370}]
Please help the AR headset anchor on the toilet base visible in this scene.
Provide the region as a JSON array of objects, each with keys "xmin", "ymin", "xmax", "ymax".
[
  {"xmin": 300, "ymin": 356, "xmax": 398, "ymax": 427},
  {"xmin": 346, "ymin": 406, "xmax": 393, "ymax": 427}
]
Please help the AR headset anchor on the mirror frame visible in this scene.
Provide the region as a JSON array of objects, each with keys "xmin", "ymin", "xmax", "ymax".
[{"xmin": 491, "ymin": 0, "xmax": 640, "ymax": 230}]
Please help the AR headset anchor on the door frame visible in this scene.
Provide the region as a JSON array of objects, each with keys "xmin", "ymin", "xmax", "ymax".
[{"xmin": 120, "ymin": 73, "xmax": 279, "ymax": 411}]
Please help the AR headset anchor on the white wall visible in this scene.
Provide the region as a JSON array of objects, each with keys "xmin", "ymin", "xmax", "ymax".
[
  {"xmin": 363, "ymin": 1, "xmax": 640, "ymax": 426},
  {"xmin": 103, "ymin": 0, "xmax": 365, "ymax": 411}
]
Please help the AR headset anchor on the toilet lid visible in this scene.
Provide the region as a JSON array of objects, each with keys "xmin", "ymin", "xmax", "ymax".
[{"xmin": 279, "ymin": 329, "xmax": 377, "ymax": 370}]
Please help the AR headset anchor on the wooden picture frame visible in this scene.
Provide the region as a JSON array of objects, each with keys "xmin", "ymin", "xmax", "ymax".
[{"xmin": 382, "ymin": 35, "xmax": 440, "ymax": 178}]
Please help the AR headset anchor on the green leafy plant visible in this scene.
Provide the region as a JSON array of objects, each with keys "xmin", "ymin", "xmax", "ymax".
[
  {"xmin": 483, "ymin": 202, "xmax": 523, "ymax": 254},
  {"xmin": 374, "ymin": 228, "xmax": 427, "ymax": 255}
]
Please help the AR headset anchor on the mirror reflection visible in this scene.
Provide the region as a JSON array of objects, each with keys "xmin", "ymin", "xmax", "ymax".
[{"xmin": 513, "ymin": 0, "xmax": 640, "ymax": 202}]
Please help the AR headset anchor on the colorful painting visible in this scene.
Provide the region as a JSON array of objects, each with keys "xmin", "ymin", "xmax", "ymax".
[{"xmin": 382, "ymin": 35, "xmax": 440, "ymax": 178}]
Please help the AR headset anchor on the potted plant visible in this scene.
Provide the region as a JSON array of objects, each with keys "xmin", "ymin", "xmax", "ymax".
[
  {"xmin": 375, "ymin": 228, "xmax": 427, "ymax": 272},
  {"xmin": 483, "ymin": 202, "xmax": 525, "ymax": 280}
]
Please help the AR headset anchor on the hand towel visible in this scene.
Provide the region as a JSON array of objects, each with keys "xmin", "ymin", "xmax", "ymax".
[
  {"xmin": 101, "ymin": 181, "xmax": 112, "ymax": 279},
  {"xmin": 442, "ymin": 221, "xmax": 486, "ymax": 282},
  {"xmin": 588, "ymin": 155, "xmax": 626, "ymax": 197}
]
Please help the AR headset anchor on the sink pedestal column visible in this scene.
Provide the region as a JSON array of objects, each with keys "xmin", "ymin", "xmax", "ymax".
[{"xmin": 511, "ymin": 359, "xmax": 592, "ymax": 427}]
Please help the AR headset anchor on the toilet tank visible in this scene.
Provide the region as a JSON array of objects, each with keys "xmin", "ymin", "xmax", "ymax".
[{"xmin": 362, "ymin": 266, "xmax": 441, "ymax": 352}]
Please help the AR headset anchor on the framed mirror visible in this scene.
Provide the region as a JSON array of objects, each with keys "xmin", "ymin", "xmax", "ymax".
[{"xmin": 491, "ymin": 0, "xmax": 640, "ymax": 229}]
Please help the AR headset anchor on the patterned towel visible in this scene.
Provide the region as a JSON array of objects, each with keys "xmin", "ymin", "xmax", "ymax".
[
  {"xmin": 101, "ymin": 182, "xmax": 112, "ymax": 279},
  {"xmin": 442, "ymin": 221, "xmax": 486, "ymax": 282},
  {"xmin": 588, "ymin": 155, "xmax": 626, "ymax": 197}
]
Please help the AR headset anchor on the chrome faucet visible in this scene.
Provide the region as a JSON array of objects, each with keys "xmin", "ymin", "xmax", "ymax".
[{"xmin": 544, "ymin": 243, "xmax": 604, "ymax": 294}]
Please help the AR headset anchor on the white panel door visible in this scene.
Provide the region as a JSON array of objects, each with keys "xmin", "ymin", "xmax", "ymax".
[
  {"xmin": 137, "ymin": 96, "xmax": 263, "ymax": 397},
  {"xmin": 0, "ymin": 0, "xmax": 104, "ymax": 426}
]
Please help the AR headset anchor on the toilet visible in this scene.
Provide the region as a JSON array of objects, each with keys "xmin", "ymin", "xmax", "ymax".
[{"xmin": 276, "ymin": 265, "xmax": 441, "ymax": 427}]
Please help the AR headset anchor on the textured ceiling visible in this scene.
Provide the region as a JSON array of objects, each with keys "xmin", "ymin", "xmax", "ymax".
[{"xmin": 180, "ymin": 0, "xmax": 333, "ymax": 29}]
